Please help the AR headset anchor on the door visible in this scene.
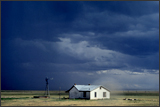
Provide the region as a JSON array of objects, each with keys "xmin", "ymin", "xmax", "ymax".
[{"xmin": 83, "ymin": 92, "xmax": 86, "ymax": 97}]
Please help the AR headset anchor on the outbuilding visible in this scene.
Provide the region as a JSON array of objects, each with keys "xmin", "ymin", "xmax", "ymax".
[{"xmin": 66, "ymin": 84, "xmax": 110, "ymax": 100}]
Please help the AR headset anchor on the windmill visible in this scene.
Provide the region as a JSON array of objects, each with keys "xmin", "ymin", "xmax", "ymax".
[{"xmin": 45, "ymin": 77, "xmax": 53, "ymax": 97}]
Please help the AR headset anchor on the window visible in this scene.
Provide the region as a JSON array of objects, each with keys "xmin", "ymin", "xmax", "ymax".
[
  {"xmin": 95, "ymin": 92, "xmax": 97, "ymax": 97},
  {"xmin": 83, "ymin": 92, "xmax": 86, "ymax": 97},
  {"xmin": 103, "ymin": 92, "xmax": 106, "ymax": 97}
]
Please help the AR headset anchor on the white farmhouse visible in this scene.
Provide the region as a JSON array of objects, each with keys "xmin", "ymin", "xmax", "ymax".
[{"xmin": 66, "ymin": 84, "xmax": 110, "ymax": 100}]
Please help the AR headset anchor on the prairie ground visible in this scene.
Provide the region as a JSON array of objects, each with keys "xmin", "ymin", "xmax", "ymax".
[{"xmin": 1, "ymin": 90, "xmax": 159, "ymax": 106}]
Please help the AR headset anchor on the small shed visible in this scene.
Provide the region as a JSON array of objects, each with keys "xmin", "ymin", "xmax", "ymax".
[{"xmin": 66, "ymin": 84, "xmax": 110, "ymax": 99}]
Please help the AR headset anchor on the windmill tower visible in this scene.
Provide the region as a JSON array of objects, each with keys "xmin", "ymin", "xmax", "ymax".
[{"xmin": 45, "ymin": 77, "xmax": 53, "ymax": 97}]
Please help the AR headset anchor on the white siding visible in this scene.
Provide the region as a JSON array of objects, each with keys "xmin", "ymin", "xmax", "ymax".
[{"xmin": 90, "ymin": 87, "xmax": 110, "ymax": 99}]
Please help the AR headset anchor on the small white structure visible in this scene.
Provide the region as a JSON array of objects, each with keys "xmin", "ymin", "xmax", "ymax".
[{"xmin": 66, "ymin": 84, "xmax": 110, "ymax": 100}]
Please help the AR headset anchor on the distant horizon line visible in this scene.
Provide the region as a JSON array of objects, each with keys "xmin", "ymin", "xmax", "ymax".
[{"xmin": 1, "ymin": 89, "xmax": 159, "ymax": 91}]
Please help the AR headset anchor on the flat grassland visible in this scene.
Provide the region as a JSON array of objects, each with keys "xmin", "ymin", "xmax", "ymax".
[{"xmin": 1, "ymin": 90, "xmax": 159, "ymax": 106}]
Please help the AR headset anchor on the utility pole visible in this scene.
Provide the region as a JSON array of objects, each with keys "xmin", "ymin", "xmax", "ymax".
[{"xmin": 59, "ymin": 87, "xmax": 61, "ymax": 100}]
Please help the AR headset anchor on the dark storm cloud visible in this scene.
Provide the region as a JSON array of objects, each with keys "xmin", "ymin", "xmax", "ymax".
[
  {"xmin": 1, "ymin": 1, "xmax": 159, "ymax": 90},
  {"xmin": 69, "ymin": 1, "xmax": 159, "ymax": 56},
  {"xmin": 2, "ymin": 1, "xmax": 158, "ymax": 40},
  {"xmin": 94, "ymin": 30, "xmax": 159, "ymax": 56},
  {"xmin": 68, "ymin": 1, "xmax": 159, "ymax": 34},
  {"xmin": 1, "ymin": 1, "xmax": 83, "ymax": 41},
  {"xmin": 84, "ymin": 1, "xmax": 159, "ymax": 17}
]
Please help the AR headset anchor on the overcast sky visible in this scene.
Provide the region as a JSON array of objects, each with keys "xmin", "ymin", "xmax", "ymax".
[{"xmin": 1, "ymin": 1, "xmax": 159, "ymax": 91}]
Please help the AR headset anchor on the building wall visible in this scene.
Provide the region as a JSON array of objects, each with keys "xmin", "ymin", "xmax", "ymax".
[
  {"xmin": 90, "ymin": 87, "xmax": 110, "ymax": 99},
  {"xmin": 78, "ymin": 91, "xmax": 90, "ymax": 99},
  {"xmin": 69, "ymin": 87, "xmax": 90, "ymax": 99},
  {"xmin": 86, "ymin": 92, "xmax": 90, "ymax": 98},
  {"xmin": 69, "ymin": 87, "xmax": 80, "ymax": 99}
]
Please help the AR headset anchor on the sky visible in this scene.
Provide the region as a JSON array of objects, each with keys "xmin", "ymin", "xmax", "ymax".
[{"xmin": 1, "ymin": 1, "xmax": 159, "ymax": 91}]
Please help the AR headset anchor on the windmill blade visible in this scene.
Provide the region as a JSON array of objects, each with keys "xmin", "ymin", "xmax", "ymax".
[
  {"xmin": 50, "ymin": 78, "xmax": 53, "ymax": 80},
  {"xmin": 45, "ymin": 77, "xmax": 53, "ymax": 80}
]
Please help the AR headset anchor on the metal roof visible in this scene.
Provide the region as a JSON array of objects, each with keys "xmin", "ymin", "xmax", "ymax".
[
  {"xmin": 74, "ymin": 85, "xmax": 101, "ymax": 91},
  {"xmin": 65, "ymin": 84, "xmax": 110, "ymax": 93}
]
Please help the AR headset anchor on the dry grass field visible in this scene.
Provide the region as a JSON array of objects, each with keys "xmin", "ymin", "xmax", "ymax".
[{"xmin": 1, "ymin": 90, "xmax": 159, "ymax": 106}]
